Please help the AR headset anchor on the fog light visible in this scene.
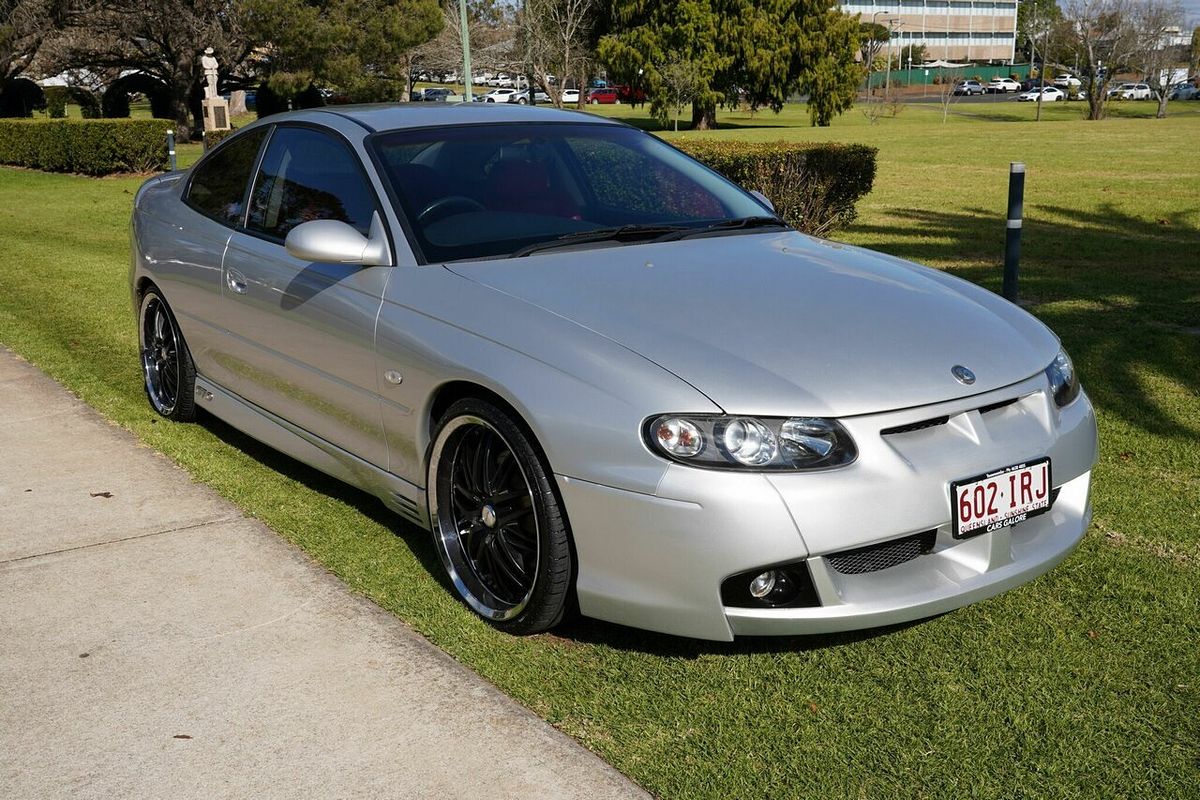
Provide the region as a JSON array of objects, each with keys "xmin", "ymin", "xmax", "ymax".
[{"xmin": 749, "ymin": 571, "xmax": 777, "ymax": 598}]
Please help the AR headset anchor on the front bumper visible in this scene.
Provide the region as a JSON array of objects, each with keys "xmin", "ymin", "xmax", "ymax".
[{"xmin": 557, "ymin": 374, "xmax": 1098, "ymax": 641}]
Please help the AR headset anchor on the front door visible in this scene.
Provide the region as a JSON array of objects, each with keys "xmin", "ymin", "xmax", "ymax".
[{"xmin": 211, "ymin": 125, "xmax": 390, "ymax": 468}]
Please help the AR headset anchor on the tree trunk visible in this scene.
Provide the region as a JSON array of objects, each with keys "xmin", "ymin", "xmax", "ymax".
[
  {"xmin": 1156, "ymin": 92, "xmax": 1168, "ymax": 119},
  {"xmin": 691, "ymin": 100, "xmax": 717, "ymax": 130}
]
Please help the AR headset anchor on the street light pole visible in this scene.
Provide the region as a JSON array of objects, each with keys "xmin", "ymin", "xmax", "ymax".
[{"xmin": 459, "ymin": 0, "xmax": 473, "ymax": 102}]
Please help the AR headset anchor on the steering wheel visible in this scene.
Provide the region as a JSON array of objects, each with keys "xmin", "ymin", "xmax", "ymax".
[{"xmin": 418, "ymin": 195, "xmax": 486, "ymax": 224}]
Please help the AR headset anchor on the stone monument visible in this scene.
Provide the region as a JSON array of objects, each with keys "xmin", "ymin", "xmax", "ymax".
[{"xmin": 200, "ymin": 47, "xmax": 231, "ymax": 133}]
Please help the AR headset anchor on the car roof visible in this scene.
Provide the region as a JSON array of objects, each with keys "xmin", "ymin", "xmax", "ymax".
[{"xmin": 246, "ymin": 102, "xmax": 624, "ymax": 134}]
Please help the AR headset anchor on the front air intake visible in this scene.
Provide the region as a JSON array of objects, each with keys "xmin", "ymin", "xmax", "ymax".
[{"xmin": 825, "ymin": 530, "xmax": 938, "ymax": 575}]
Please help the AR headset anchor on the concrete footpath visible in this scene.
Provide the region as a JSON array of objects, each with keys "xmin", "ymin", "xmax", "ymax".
[{"xmin": 0, "ymin": 349, "xmax": 649, "ymax": 800}]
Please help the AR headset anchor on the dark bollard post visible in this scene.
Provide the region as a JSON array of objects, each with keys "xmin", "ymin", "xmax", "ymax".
[
  {"xmin": 1003, "ymin": 161, "xmax": 1024, "ymax": 302},
  {"xmin": 166, "ymin": 129, "xmax": 177, "ymax": 171}
]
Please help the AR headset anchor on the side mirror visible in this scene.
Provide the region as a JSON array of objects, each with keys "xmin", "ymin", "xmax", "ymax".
[
  {"xmin": 750, "ymin": 190, "xmax": 775, "ymax": 212},
  {"xmin": 284, "ymin": 211, "xmax": 392, "ymax": 267}
]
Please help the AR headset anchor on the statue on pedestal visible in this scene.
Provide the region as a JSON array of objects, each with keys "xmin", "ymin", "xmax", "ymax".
[{"xmin": 199, "ymin": 46, "xmax": 231, "ymax": 134}]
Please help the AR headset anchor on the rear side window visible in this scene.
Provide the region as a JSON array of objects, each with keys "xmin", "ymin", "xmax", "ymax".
[
  {"xmin": 186, "ymin": 129, "xmax": 267, "ymax": 226},
  {"xmin": 246, "ymin": 126, "xmax": 377, "ymax": 240}
]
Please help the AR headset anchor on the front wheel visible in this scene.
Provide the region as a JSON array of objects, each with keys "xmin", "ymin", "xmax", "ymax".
[
  {"xmin": 590, "ymin": 98, "xmax": 598, "ymax": 105},
  {"xmin": 138, "ymin": 288, "xmax": 197, "ymax": 421},
  {"xmin": 428, "ymin": 399, "xmax": 574, "ymax": 634}
]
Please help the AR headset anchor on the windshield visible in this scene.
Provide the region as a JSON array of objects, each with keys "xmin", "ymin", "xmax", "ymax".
[{"xmin": 370, "ymin": 122, "xmax": 775, "ymax": 262}]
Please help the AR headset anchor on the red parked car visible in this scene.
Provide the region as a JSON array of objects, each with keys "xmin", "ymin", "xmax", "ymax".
[{"xmin": 587, "ymin": 88, "xmax": 619, "ymax": 104}]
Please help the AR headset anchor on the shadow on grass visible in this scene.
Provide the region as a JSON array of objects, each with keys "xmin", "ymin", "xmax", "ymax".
[{"xmin": 849, "ymin": 200, "xmax": 1200, "ymax": 440}]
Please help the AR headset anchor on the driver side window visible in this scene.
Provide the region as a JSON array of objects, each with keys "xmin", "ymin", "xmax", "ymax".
[{"xmin": 246, "ymin": 127, "xmax": 377, "ymax": 240}]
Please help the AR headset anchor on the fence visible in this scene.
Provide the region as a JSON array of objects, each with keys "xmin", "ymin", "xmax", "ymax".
[{"xmin": 867, "ymin": 63, "xmax": 1032, "ymax": 89}]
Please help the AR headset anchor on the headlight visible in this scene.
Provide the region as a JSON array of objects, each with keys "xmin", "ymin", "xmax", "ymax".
[
  {"xmin": 646, "ymin": 415, "xmax": 856, "ymax": 471},
  {"xmin": 1044, "ymin": 348, "xmax": 1081, "ymax": 408}
]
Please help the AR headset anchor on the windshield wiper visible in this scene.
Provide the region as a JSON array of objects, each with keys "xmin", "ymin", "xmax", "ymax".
[
  {"xmin": 509, "ymin": 223, "xmax": 689, "ymax": 258},
  {"xmin": 656, "ymin": 215, "xmax": 790, "ymax": 242}
]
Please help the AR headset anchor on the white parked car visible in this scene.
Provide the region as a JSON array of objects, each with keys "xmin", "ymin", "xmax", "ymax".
[
  {"xmin": 473, "ymin": 72, "xmax": 493, "ymax": 85},
  {"xmin": 1107, "ymin": 82, "xmax": 1151, "ymax": 100},
  {"xmin": 1052, "ymin": 74, "xmax": 1082, "ymax": 88},
  {"xmin": 1018, "ymin": 86, "xmax": 1065, "ymax": 102},
  {"xmin": 561, "ymin": 88, "xmax": 581, "ymax": 103},
  {"xmin": 478, "ymin": 88, "xmax": 519, "ymax": 103},
  {"xmin": 987, "ymin": 78, "xmax": 1021, "ymax": 93},
  {"xmin": 513, "ymin": 88, "xmax": 551, "ymax": 104}
]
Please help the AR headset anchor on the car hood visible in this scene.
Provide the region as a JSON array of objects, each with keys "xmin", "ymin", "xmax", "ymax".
[{"xmin": 445, "ymin": 232, "xmax": 1060, "ymax": 417}]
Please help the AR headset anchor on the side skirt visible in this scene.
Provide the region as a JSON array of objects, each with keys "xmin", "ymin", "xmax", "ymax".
[{"xmin": 193, "ymin": 376, "xmax": 430, "ymax": 530}]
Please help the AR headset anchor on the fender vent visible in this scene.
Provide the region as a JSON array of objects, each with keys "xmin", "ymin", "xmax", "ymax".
[
  {"xmin": 389, "ymin": 492, "xmax": 425, "ymax": 526},
  {"xmin": 826, "ymin": 530, "xmax": 937, "ymax": 575}
]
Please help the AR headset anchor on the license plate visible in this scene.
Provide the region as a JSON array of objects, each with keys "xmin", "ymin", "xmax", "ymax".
[{"xmin": 951, "ymin": 458, "xmax": 1052, "ymax": 539}]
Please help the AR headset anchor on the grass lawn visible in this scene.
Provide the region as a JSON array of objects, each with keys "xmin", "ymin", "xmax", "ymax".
[{"xmin": 1, "ymin": 102, "xmax": 1197, "ymax": 798}]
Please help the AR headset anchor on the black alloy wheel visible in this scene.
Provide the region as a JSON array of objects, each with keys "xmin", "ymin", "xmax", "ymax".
[
  {"xmin": 139, "ymin": 289, "xmax": 197, "ymax": 421},
  {"xmin": 428, "ymin": 399, "xmax": 573, "ymax": 634}
]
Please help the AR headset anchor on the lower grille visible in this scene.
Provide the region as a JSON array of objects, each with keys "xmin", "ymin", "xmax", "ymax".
[{"xmin": 826, "ymin": 530, "xmax": 937, "ymax": 575}]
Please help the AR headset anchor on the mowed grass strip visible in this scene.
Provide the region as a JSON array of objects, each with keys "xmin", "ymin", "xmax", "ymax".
[{"xmin": 1, "ymin": 105, "xmax": 1197, "ymax": 798}]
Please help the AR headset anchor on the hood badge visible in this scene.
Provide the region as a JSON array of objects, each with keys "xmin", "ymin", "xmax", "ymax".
[{"xmin": 951, "ymin": 365, "xmax": 976, "ymax": 386}]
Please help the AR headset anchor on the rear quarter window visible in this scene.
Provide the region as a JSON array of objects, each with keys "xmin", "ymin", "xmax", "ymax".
[{"xmin": 185, "ymin": 128, "xmax": 268, "ymax": 227}]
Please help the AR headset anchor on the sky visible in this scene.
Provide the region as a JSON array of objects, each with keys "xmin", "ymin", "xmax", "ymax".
[{"xmin": 1182, "ymin": 0, "xmax": 1200, "ymax": 28}]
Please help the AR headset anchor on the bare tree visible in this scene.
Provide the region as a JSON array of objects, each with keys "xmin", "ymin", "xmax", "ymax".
[
  {"xmin": 936, "ymin": 67, "xmax": 965, "ymax": 123},
  {"xmin": 1129, "ymin": 0, "xmax": 1188, "ymax": 118},
  {"xmin": 1061, "ymin": 0, "xmax": 1143, "ymax": 120},
  {"xmin": 0, "ymin": 0, "xmax": 67, "ymax": 83},
  {"xmin": 659, "ymin": 57, "xmax": 700, "ymax": 130},
  {"xmin": 520, "ymin": 0, "xmax": 596, "ymax": 108}
]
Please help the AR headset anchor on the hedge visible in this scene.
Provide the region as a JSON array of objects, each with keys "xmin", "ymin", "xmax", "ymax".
[
  {"xmin": 203, "ymin": 128, "xmax": 237, "ymax": 150},
  {"xmin": 675, "ymin": 141, "xmax": 878, "ymax": 236},
  {"xmin": 0, "ymin": 119, "xmax": 171, "ymax": 175}
]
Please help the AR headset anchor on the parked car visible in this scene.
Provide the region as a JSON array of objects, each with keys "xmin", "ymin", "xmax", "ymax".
[
  {"xmin": 418, "ymin": 88, "xmax": 457, "ymax": 102},
  {"xmin": 560, "ymin": 88, "xmax": 581, "ymax": 103},
  {"xmin": 1107, "ymin": 82, "xmax": 1151, "ymax": 100},
  {"xmin": 587, "ymin": 88, "xmax": 620, "ymax": 104},
  {"xmin": 472, "ymin": 72, "xmax": 493, "ymax": 85},
  {"xmin": 1052, "ymin": 74, "xmax": 1082, "ymax": 88},
  {"xmin": 478, "ymin": 88, "xmax": 519, "ymax": 103},
  {"xmin": 1169, "ymin": 83, "xmax": 1198, "ymax": 100},
  {"xmin": 1018, "ymin": 86, "xmax": 1066, "ymax": 102},
  {"xmin": 952, "ymin": 80, "xmax": 985, "ymax": 96},
  {"xmin": 513, "ymin": 88, "xmax": 550, "ymax": 104},
  {"xmin": 131, "ymin": 104, "xmax": 1097, "ymax": 641},
  {"xmin": 986, "ymin": 77, "xmax": 1021, "ymax": 93}
]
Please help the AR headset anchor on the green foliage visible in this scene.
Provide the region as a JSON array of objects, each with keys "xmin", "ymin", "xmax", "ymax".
[
  {"xmin": 44, "ymin": 86, "xmax": 68, "ymax": 118},
  {"xmin": 675, "ymin": 140, "xmax": 877, "ymax": 235},
  {"xmin": 599, "ymin": 0, "xmax": 861, "ymax": 129},
  {"xmin": 242, "ymin": 0, "xmax": 443, "ymax": 102},
  {"xmin": 0, "ymin": 119, "xmax": 170, "ymax": 174},
  {"xmin": 203, "ymin": 128, "xmax": 237, "ymax": 150},
  {"xmin": 0, "ymin": 77, "xmax": 45, "ymax": 117},
  {"xmin": 101, "ymin": 85, "xmax": 131, "ymax": 119},
  {"xmin": 71, "ymin": 88, "xmax": 101, "ymax": 119}
]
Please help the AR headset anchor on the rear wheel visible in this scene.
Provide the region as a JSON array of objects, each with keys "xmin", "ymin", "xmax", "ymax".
[
  {"xmin": 428, "ymin": 399, "xmax": 574, "ymax": 634},
  {"xmin": 138, "ymin": 289, "xmax": 197, "ymax": 421}
]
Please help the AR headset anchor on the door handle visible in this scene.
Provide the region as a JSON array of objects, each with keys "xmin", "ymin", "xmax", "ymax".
[{"xmin": 226, "ymin": 268, "xmax": 247, "ymax": 295}]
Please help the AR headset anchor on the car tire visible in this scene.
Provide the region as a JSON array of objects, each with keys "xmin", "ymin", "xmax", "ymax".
[
  {"xmin": 138, "ymin": 288, "xmax": 197, "ymax": 422},
  {"xmin": 428, "ymin": 398, "xmax": 574, "ymax": 635},
  {"xmin": 517, "ymin": 97, "xmax": 527, "ymax": 105}
]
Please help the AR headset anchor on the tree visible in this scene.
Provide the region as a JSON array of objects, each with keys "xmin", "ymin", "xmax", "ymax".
[
  {"xmin": 659, "ymin": 56, "xmax": 701, "ymax": 129},
  {"xmin": 241, "ymin": 0, "xmax": 442, "ymax": 103},
  {"xmin": 598, "ymin": 0, "xmax": 861, "ymax": 129},
  {"xmin": 1128, "ymin": 0, "xmax": 1187, "ymax": 118},
  {"xmin": 858, "ymin": 21, "xmax": 889, "ymax": 96},
  {"xmin": 0, "ymin": 0, "xmax": 66, "ymax": 83},
  {"xmin": 1191, "ymin": 25, "xmax": 1200, "ymax": 74},
  {"xmin": 43, "ymin": 1, "xmax": 253, "ymax": 140},
  {"xmin": 519, "ymin": 0, "xmax": 598, "ymax": 107},
  {"xmin": 1060, "ymin": 0, "xmax": 1143, "ymax": 120},
  {"xmin": 1016, "ymin": 0, "xmax": 1062, "ymax": 62}
]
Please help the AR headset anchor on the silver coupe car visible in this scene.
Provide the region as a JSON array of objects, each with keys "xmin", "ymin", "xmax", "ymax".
[{"xmin": 131, "ymin": 104, "xmax": 1098, "ymax": 641}]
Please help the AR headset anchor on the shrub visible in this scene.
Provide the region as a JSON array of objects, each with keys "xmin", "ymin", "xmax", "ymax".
[
  {"xmin": 70, "ymin": 88, "xmax": 102, "ymax": 118},
  {"xmin": 203, "ymin": 128, "xmax": 237, "ymax": 150},
  {"xmin": 0, "ymin": 119, "xmax": 171, "ymax": 174},
  {"xmin": 101, "ymin": 85, "xmax": 131, "ymax": 118},
  {"xmin": 44, "ymin": 86, "xmax": 68, "ymax": 119},
  {"xmin": 674, "ymin": 140, "xmax": 878, "ymax": 236},
  {"xmin": 0, "ymin": 78, "xmax": 46, "ymax": 118}
]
